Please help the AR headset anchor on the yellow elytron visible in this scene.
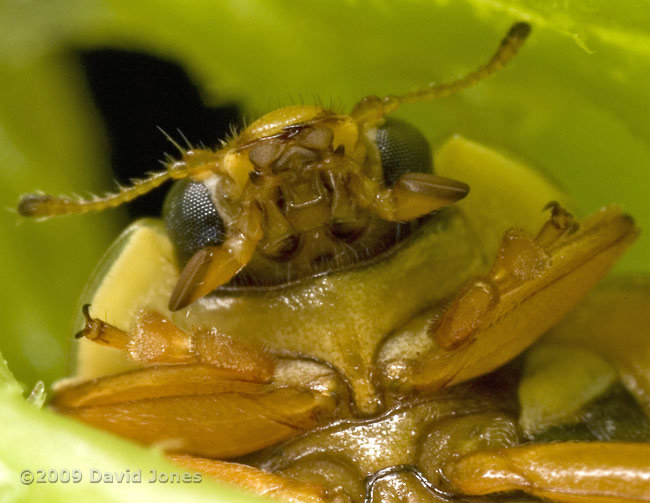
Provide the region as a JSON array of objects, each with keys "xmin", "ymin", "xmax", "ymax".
[{"xmin": 19, "ymin": 23, "xmax": 650, "ymax": 502}]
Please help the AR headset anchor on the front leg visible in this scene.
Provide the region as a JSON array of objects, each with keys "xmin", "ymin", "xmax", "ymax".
[
  {"xmin": 54, "ymin": 310, "xmax": 342, "ymax": 458},
  {"xmin": 377, "ymin": 203, "xmax": 638, "ymax": 396},
  {"xmin": 75, "ymin": 305, "xmax": 274, "ymax": 378}
]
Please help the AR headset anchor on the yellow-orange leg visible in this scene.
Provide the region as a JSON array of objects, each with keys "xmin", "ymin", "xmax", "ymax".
[
  {"xmin": 76, "ymin": 305, "xmax": 275, "ymax": 376},
  {"xmin": 170, "ymin": 455, "xmax": 332, "ymax": 503},
  {"xmin": 378, "ymin": 204, "xmax": 638, "ymax": 394},
  {"xmin": 56, "ymin": 309, "xmax": 340, "ymax": 458},
  {"xmin": 444, "ymin": 443, "xmax": 650, "ymax": 503}
]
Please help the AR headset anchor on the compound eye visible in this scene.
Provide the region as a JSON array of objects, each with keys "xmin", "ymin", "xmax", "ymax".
[
  {"xmin": 163, "ymin": 179, "xmax": 225, "ymax": 263},
  {"xmin": 375, "ymin": 118, "xmax": 432, "ymax": 186}
]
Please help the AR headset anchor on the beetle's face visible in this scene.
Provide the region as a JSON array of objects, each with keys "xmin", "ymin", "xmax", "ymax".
[
  {"xmin": 157, "ymin": 105, "xmax": 468, "ymax": 310},
  {"xmin": 162, "ymin": 109, "xmax": 391, "ymax": 286}
]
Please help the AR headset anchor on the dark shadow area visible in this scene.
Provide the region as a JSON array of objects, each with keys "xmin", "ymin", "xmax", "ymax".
[{"xmin": 80, "ymin": 49, "xmax": 241, "ymax": 218}]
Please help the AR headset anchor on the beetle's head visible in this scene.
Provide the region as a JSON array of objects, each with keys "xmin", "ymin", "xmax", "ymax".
[
  {"xmin": 17, "ymin": 23, "xmax": 531, "ymax": 311},
  {"xmin": 161, "ymin": 104, "xmax": 470, "ymax": 309}
]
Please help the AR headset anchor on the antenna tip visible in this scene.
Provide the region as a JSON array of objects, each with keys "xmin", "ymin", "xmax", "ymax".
[
  {"xmin": 17, "ymin": 194, "xmax": 53, "ymax": 217},
  {"xmin": 509, "ymin": 22, "xmax": 532, "ymax": 40}
]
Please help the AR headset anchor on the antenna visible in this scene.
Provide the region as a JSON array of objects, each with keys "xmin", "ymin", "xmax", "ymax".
[{"xmin": 352, "ymin": 22, "xmax": 531, "ymax": 122}]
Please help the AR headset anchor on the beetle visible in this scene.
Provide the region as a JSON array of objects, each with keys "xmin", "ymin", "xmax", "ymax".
[{"xmin": 18, "ymin": 22, "xmax": 650, "ymax": 502}]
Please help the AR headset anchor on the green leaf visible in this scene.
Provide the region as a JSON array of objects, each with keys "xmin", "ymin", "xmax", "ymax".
[
  {"xmin": 2, "ymin": 0, "xmax": 649, "ymax": 501},
  {"xmin": 0, "ymin": 353, "xmax": 257, "ymax": 503}
]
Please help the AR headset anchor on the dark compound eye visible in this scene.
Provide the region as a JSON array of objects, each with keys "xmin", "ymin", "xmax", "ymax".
[
  {"xmin": 375, "ymin": 118, "xmax": 432, "ymax": 186},
  {"xmin": 163, "ymin": 179, "xmax": 225, "ymax": 263}
]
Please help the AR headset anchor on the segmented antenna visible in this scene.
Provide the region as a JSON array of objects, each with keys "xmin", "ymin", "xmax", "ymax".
[
  {"xmin": 18, "ymin": 160, "xmax": 207, "ymax": 218},
  {"xmin": 18, "ymin": 23, "xmax": 531, "ymax": 219},
  {"xmin": 352, "ymin": 22, "xmax": 531, "ymax": 120}
]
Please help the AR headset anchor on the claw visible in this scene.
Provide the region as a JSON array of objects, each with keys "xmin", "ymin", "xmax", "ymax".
[
  {"xmin": 535, "ymin": 201, "xmax": 579, "ymax": 247},
  {"xmin": 75, "ymin": 303, "xmax": 129, "ymax": 348}
]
